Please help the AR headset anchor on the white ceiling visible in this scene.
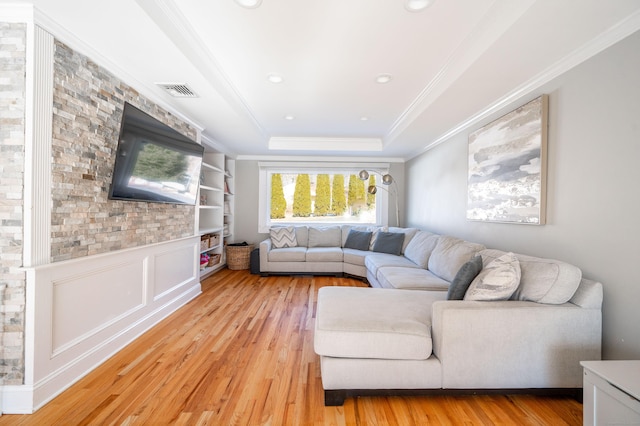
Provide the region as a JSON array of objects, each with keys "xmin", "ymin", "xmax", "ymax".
[{"xmin": 7, "ymin": 0, "xmax": 640, "ymax": 159}]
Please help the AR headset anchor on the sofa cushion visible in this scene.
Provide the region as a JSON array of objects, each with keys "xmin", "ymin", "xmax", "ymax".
[
  {"xmin": 464, "ymin": 252, "xmax": 521, "ymax": 301},
  {"xmin": 270, "ymin": 226, "xmax": 297, "ymax": 248},
  {"xmin": 404, "ymin": 231, "xmax": 440, "ymax": 269},
  {"xmin": 372, "ymin": 231, "xmax": 405, "ymax": 255},
  {"xmin": 388, "ymin": 227, "xmax": 419, "ymax": 253},
  {"xmin": 478, "ymin": 249, "xmax": 582, "ymax": 304},
  {"xmin": 365, "ymin": 253, "xmax": 421, "ymax": 277},
  {"xmin": 306, "ymin": 247, "xmax": 343, "ymax": 262},
  {"xmin": 447, "ymin": 255, "xmax": 483, "ymax": 300},
  {"xmin": 268, "ymin": 247, "xmax": 307, "ymax": 262},
  {"xmin": 344, "ymin": 229, "xmax": 372, "ymax": 251},
  {"xmin": 315, "ymin": 287, "xmax": 441, "ymax": 360},
  {"xmin": 308, "ymin": 226, "xmax": 341, "ymax": 247},
  {"xmin": 376, "ymin": 267, "xmax": 450, "ymax": 291},
  {"xmin": 428, "ymin": 236, "xmax": 485, "ymax": 282},
  {"xmin": 342, "ymin": 248, "xmax": 369, "ymax": 266}
]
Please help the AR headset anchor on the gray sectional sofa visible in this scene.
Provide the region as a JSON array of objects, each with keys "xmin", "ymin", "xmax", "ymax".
[{"xmin": 259, "ymin": 225, "xmax": 603, "ymax": 406}]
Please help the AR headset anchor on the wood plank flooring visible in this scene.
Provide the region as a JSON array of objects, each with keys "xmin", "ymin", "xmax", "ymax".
[{"xmin": 0, "ymin": 269, "xmax": 583, "ymax": 425}]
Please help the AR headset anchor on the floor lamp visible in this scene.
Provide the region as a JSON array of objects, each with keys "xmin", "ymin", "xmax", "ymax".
[{"xmin": 358, "ymin": 170, "xmax": 399, "ymax": 227}]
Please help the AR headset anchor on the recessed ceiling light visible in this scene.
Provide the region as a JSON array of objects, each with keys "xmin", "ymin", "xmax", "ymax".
[
  {"xmin": 284, "ymin": 115, "xmax": 295, "ymax": 120},
  {"xmin": 268, "ymin": 73, "xmax": 284, "ymax": 84},
  {"xmin": 234, "ymin": 0, "xmax": 262, "ymax": 9},
  {"xmin": 375, "ymin": 74, "xmax": 393, "ymax": 84},
  {"xmin": 360, "ymin": 117, "xmax": 369, "ymax": 121},
  {"xmin": 405, "ymin": 0, "xmax": 434, "ymax": 12}
]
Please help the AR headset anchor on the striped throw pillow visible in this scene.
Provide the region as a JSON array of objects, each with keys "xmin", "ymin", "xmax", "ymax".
[{"xmin": 270, "ymin": 226, "xmax": 298, "ymax": 248}]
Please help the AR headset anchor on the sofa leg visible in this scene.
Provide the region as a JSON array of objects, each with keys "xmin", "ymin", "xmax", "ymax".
[{"xmin": 324, "ymin": 390, "xmax": 346, "ymax": 406}]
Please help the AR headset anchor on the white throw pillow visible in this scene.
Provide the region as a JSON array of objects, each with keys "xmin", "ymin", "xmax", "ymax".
[
  {"xmin": 270, "ymin": 226, "xmax": 297, "ymax": 248},
  {"xmin": 464, "ymin": 252, "xmax": 521, "ymax": 301}
]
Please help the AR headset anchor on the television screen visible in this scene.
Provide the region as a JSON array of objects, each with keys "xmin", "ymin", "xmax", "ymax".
[{"xmin": 109, "ymin": 102, "xmax": 204, "ymax": 205}]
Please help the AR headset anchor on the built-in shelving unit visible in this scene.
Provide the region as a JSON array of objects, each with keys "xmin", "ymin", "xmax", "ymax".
[
  {"xmin": 197, "ymin": 152, "xmax": 235, "ymax": 280},
  {"xmin": 224, "ymin": 158, "xmax": 235, "ymax": 242}
]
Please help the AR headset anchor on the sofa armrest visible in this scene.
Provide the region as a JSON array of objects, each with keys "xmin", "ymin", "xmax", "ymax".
[
  {"xmin": 259, "ymin": 238, "xmax": 272, "ymax": 271},
  {"xmin": 431, "ymin": 300, "xmax": 602, "ymax": 389}
]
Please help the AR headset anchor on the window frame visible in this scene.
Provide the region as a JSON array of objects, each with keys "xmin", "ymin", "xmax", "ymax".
[{"xmin": 258, "ymin": 161, "xmax": 391, "ymax": 233}]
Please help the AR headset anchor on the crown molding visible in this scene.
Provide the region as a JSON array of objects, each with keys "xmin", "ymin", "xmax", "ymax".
[{"xmin": 409, "ymin": 8, "xmax": 640, "ymax": 160}]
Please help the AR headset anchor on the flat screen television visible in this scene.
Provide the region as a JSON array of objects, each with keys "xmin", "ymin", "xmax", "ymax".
[{"xmin": 109, "ymin": 102, "xmax": 204, "ymax": 205}]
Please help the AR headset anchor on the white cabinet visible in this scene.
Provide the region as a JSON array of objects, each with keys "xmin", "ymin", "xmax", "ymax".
[
  {"xmin": 198, "ymin": 153, "xmax": 225, "ymax": 278},
  {"xmin": 581, "ymin": 361, "xmax": 640, "ymax": 425}
]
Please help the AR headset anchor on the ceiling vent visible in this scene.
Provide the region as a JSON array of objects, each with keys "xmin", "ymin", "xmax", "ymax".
[{"xmin": 156, "ymin": 83, "xmax": 198, "ymax": 98}]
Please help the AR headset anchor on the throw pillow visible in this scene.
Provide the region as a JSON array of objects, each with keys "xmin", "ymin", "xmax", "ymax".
[
  {"xmin": 308, "ymin": 226, "xmax": 342, "ymax": 247},
  {"xmin": 344, "ymin": 230, "xmax": 373, "ymax": 251},
  {"xmin": 464, "ymin": 252, "xmax": 521, "ymax": 301},
  {"xmin": 270, "ymin": 226, "xmax": 297, "ymax": 248},
  {"xmin": 447, "ymin": 255, "xmax": 483, "ymax": 300},
  {"xmin": 372, "ymin": 231, "xmax": 405, "ymax": 256}
]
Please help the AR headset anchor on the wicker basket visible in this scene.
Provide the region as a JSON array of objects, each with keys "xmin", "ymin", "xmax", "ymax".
[
  {"xmin": 200, "ymin": 235, "xmax": 210, "ymax": 251},
  {"xmin": 208, "ymin": 253, "xmax": 221, "ymax": 267},
  {"xmin": 226, "ymin": 244, "xmax": 253, "ymax": 270}
]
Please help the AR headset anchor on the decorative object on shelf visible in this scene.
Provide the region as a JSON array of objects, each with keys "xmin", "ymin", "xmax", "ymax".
[
  {"xmin": 467, "ymin": 95, "xmax": 548, "ymax": 225},
  {"xmin": 226, "ymin": 242, "xmax": 253, "ymax": 270},
  {"xmin": 224, "ymin": 180, "xmax": 230, "ymax": 194},
  {"xmin": 358, "ymin": 169, "xmax": 399, "ymax": 227},
  {"xmin": 200, "ymin": 194, "xmax": 207, "ymax": 206},
  {"xmin": 200, "ymin": 253, "xmax": 210, "ymax": 270}
]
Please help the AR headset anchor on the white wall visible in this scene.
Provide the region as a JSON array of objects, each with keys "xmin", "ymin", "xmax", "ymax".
[{"xmin": 406, "ymin": 30, "xmax": 640, "ymax": 360}]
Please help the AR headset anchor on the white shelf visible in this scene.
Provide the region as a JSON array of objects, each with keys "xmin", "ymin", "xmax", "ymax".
[
  {"xmin": 197, "ymin": 153, "xmax": 234, "ymax": 280},
  {"xmin": 202, "ymin": 162, "xmax": 223, "ymax": 173},
  {"xmin": 199, "ymin": 185, "xmax": 221, "ymax": 192}
]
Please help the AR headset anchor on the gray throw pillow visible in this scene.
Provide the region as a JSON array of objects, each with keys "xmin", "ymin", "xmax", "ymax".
[
  {"xmin": 344, "ymin": 230, "xmax": 372, "ymax": 251},
  {"xmin": 372, "ymin": 231, "xmax": 405, "ymax": 256},
  {"xmin": 447, "ymin": 255, "xmax": 483, "ymax": 300}
]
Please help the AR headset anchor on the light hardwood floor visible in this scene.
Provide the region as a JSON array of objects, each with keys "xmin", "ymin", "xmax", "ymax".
[{"xmin": 0, "ymin": 269, "xmax": 583, "ymax": 425}]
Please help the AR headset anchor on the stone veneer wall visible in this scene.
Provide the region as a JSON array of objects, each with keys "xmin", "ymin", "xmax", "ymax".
[
  {"xmin": 0, "ymin": 22, "xmax": 26, "ymax": 385},
  {"xmin": 51, "ymin": 41, "xmax": 198, "ymax": 262}
]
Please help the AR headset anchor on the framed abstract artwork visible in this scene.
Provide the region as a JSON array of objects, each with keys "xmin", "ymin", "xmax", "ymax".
[{"xmin": 467, "ymin": 95, "xmax": 548, "ymax": 224}]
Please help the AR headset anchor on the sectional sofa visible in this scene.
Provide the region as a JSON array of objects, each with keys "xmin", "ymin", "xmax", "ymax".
[{"xmin": 259, "ymin": 225, "xmax": 603, "ymax": 406}]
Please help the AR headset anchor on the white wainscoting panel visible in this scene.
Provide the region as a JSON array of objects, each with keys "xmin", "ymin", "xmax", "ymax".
[
  {"xmin": 4, "ymin": 236, "xmax": 202, "ymax": 414},
  {"xmin": 152, "ymin": 243, "xmax": 199, "ymax": 300},
  {"xmin": 51, "ymin": 259, "xmax": 145, "ymax": 355}
]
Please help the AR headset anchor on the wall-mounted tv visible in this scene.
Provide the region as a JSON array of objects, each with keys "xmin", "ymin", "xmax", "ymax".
[{"xmin": 109, "ymin": 102, "xmax": 204, "ymax": 205}]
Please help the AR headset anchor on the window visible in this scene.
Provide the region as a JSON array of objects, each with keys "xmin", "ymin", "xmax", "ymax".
[{"xmin": 258, "ymin": 162, "xmax": 390, "ymax": 232}]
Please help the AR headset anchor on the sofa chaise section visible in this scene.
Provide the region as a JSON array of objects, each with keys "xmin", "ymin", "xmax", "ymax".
[{"xmin": 314, "ymin": 242, "xmax": 603, "ymax": 406}]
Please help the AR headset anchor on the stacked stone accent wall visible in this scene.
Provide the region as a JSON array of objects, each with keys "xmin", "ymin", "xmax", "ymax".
[
  {"xmin": 0, "ymin": 22, "xmax": 26, "ymax": 385},
  {"xmin": 51, "ymin": 41, "xmax": 198, "ymax": 262}
]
